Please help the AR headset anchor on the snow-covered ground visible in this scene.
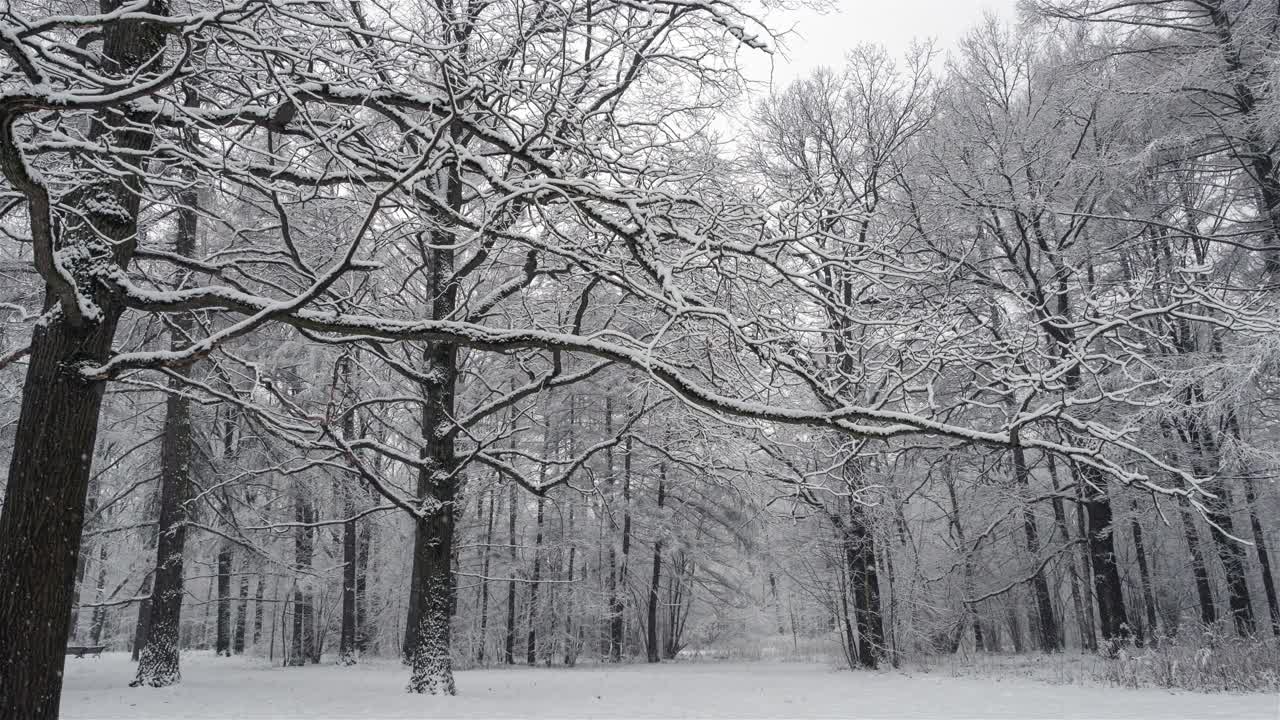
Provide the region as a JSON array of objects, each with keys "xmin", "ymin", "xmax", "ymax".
[{"xmin": 60, "ymin": 652, "xmax": 1278, "ymax": 719}]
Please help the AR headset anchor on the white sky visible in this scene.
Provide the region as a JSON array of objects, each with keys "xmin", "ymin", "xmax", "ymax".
[{"xmin": 739, "ymin": 0, "xmax": 1023, "ymax": 89}]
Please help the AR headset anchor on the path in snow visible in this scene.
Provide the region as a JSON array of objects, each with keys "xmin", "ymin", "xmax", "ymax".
[{"xmin": 60, "ymin": 652, "xmax": 1278, "ymax": 719}]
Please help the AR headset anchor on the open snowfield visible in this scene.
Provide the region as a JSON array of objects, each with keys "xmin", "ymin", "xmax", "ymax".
[{"xmin": 60, "ymin": 652, "xmax": 1279, "ymax": 719}]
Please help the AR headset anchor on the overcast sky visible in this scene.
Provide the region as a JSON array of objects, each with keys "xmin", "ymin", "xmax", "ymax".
[{"xmin": 740, "ymin": 0, "xmax": 1023, "ymax": 88}]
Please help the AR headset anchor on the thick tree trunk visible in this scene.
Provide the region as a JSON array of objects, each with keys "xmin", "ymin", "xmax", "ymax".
[
  {"xmin": 404, "ymin": 343, "xmax": 460, "ymax": 694},
  {"xmin": 842, "ymin": 500, "xmax": 885, "ymax": 669},
  {"xmin": 0, "ymin": 6, "xmax": 167, "ymax": 715},
  {"xmin": 1078, "ymin": 467, "xmax": 1131, "ymax": 645},
  {"xmin": 403, "ymin": 178, "xmax": 462, "ymax": 691},
  {"xmin": 216, "ymin": 546, "xmax": 232, "ymax": 656}
]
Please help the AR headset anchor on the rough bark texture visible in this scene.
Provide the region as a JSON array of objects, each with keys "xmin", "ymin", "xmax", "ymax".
[
  {"xmin": 1078, "ymin": 467, "xmax": 1130, "ymax": 644},
  {"xmin": 133, "ymin": 164, "xmax": 199, "ymax": 688},
  {"xmin": 404, "ymin": 158, "xmax": 462, "ymax": 693},
  {"xmin": 0, "ymin": 7, "xmax": 167, "ymax": 713}
]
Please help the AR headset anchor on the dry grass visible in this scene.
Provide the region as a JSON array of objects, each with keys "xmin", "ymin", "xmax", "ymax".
[{"xmin": 902, "ymin": 627, "xmax": 1279, "ymax": 694}]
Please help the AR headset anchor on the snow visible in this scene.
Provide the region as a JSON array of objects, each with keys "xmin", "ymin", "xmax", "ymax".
[{"xmin": 60, "ymin": 653, "xmax": 1278, "ymax": 719}]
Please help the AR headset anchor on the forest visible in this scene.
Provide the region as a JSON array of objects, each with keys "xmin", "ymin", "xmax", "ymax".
[{"xmin": 0, "ymin": 0, "xmax": 1278, "ymax": 718}]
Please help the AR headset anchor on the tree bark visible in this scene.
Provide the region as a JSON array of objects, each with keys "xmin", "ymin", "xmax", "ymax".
[
  {"xmin": 252, "ymin": 572, "xmax": 265, "ymax": 648},
  {"xmin": 526, "ymin": 494, "xmax": 545, "ymax": 665},
  {"xmin": 605, "ymin": 398, "xmax": 624, "ymax": 662},
  {"xmin": 0, "ymin": 10, "xmax": 168, "ymax": 715},
  {"xmin": 646, "ymin": 462, "xmax": 666, "ymax": 663},
  {"xmin": 1078, "ymin": 466, "xmax": 1131, "ymax": 645},
  {"xmin": 1047, "ymin": 454, "xmax": 1093, "ymax": 650},
  {"xmin": 339, "ymin": 354, "xmax": 359, "ymax": 666},
  {"xmin": 563, "ymin": 501, "xmax": 578, "ymax": 667},
  {"xmin": 289, "ymin": 493, "xmax": 315, "ymax": 667},
  {"xmin": 89, "ymin": 543, "xmax": 110, "ymax": 646},
  {"xmin": 132, "ymin": 148, "xmax": 200, "ymax": 687},
  {"xmin": 504, "ymin": 482, "xmax": 518, "ymax": 665},
  {"xmin": 1241, "ymin": 474, "xmax": 1280, "ymax": 636},
  {"xmin": 233, "ymin": 572, "xmax": 249, "ymax": 654},
  {"xmin": 477, "ymin": 488, "xmax": 495, "ymax": 664},
  {"xmin": 1129, "ymin": 501, "xmax": 1159, "ymax": 645},
  {"xmin": 1013, "ymin": 445, "xmax": 1059, "ymax": 652},
  {"xmin": 403, "ymin": 163, "xmax": 463, "ymax": 691},
  {"xmin": 216, "ymin": 546, "xmax": 232, "ymax": 656}
]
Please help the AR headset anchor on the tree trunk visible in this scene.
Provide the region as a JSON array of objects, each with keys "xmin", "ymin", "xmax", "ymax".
[
  {"xmin": 338, "ymin": 355, "xmax": 359, "ymax": 666},
  {"xmin": 1180, "ymin": 499, "xmax": 1218, "ymax": 626},
  {"xmin": 89, "ymin": 543, "xmax": 110, "ymax": 646},
  {"xmin": 252, "ymin": 572, "xmax": 265, "ymax": 647},
  {"xmin": 944, "ymin": 467, "xmax": 983, "ymax": 652},
  {"xmin": 605, "ymin": 398, "xmax": 624, "ymax": 662},
  {"xmin": 504, "ymin": 482, "xmax": 518, "ymax": 665},
  {"xmin": 646, "ymin": 463, "xmax": 666, "ymax": 663},
  {"xmin": 1047, "ymin": 454, "xmax": 1092, "ymax": 650},
  {"xmin": 132, "ymin": 161, "xmax": 200, "ymax": 687},
  {"xmin": 0, "ymin": 17, "xmax": 168, "ymax": 716},
  {"xmin": 1079, "ymin": 466, "xmax": 1130, "ymax": 645},
  {"xmin": 403, "ymin": 180, "xmax": 462, "ymax": 691},
  {"xmin": 526, "ymin": 494, "xmax": 545, "ymax": 665},
  {"xmin": 1241, "ymin": 474, "xmax": 1280, "ymax": 636},
  {"xmin": 356, "ymin": 522, "xmax": 370, "ymax": 654},
  {"xmin": 477, "ymin": 488, "xmax": 495, "ymax": 664},
  {"xmin": 1129, "ymin": 501, "xmax": 1160, "ymax": 645},
  {"xmin": 289, "ymin": 494, "xmax": 314, "ymax": 667},
  {"xmin": 842, "ymin": 499, "xmax": 884, "ymax": 669},
  {"xmin": 1013, "ymin": 446, "xmax": 1059, "ymax": 652},
  {"xmin": 216, "ymin": 546, "xmax": 232, "ymax": 656},
  {"xmin": 233, "ymin": 572, "xmax": 249, "ymax": 654},
  {"xmin": 563, "ymin": 501, "xmax": 578, "ymax": 667}
]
